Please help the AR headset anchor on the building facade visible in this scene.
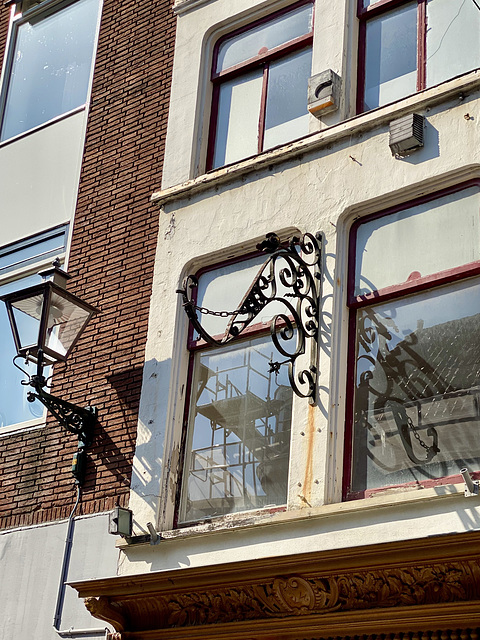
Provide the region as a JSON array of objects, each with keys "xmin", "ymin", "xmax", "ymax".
[
  {"xmin": 3, "ymin": 0, "xmax": 480, "ymax": 638},
  {"xmin": 0, "ymin": 0, "xmax": 175, "ymax": 636},
  {"xmin": 75, "ymin": 0, "xmax": 480, "ymax": 637}
]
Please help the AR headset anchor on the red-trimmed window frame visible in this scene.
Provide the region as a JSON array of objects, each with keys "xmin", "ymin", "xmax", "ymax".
[
  {"xmin": 175, "ymin": 251, "xmax": 292, "ymax": 528},
  {"xmin": 356, "ymin": 0, "xmax": 427, "ymax": 114},
  {"xmin": 206, "ymin": 0, "xmax": 314, "ymax": 171},
  {"xmin": 343, "ymin": 180, "xmax": 480, "ymax": 501}
]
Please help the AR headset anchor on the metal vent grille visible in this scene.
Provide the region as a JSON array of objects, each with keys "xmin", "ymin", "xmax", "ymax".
[{"xmin": 389, "ymin": 112, "xmax": 425, "ymax": 157}]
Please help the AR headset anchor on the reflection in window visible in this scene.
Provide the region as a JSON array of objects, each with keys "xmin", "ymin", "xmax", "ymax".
[
  {"xmin": 1, "ymin": 0, "xmax": 99, "ymax": 141},
  {"xmin": 359, "ymin": 0, "xmax": 480, "ymax": 112},
  {"xmin": 178, "ymin": 252, "xmax": 295, "ymax": 524},
  {"xmin": 352, "ymin": 279, "xmax": 480, "ymax": 491},
  {"xmin": 179, "ymin": 337, "xmax": 292, "ymax": 523},
  {"xmin": 209, "ymin": 2, "xmax": 313, "ymax": 169},
  {"xmin": 0, "ymin": 226, "xmax": 67, "ymax": 430},
  {"xmin": 348, "ymin": 185, "xmax": 480, "ymax": 497}
]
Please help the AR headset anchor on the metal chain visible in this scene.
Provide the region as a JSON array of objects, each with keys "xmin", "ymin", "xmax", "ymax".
[
  {"xmin": 407, "ymin": 415, "xmax": 431, "ymax": 452},
  {"xmin": 193, "ymin": 304, "xmax": 239, "ymax": 317}
]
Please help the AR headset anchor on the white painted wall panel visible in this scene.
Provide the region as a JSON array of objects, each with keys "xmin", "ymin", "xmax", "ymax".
[
  {"xmin": 0, "ymin": 513, "xmax": 118, "ymax": 640},
  {"xmin": 0, "ymin": 111, "xmax": 86, "ymax": 248}
]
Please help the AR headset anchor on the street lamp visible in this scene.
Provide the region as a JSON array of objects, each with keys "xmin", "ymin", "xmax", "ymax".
[{"xmin": 0, "ymin": 261, "xmax": 99, "ymax": 484}]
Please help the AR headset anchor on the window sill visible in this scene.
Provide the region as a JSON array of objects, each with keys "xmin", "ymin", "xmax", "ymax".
[
  {"xmin": 152, "ymin": 69, "xmax": 480, "ymax": 208},
  {"xmin": 0, "ymin": 416, "xmax": 46, "ymax": 437},
  {"xmin": 117, "ymin": 481, "xmax": 466, "ymax": 548}
]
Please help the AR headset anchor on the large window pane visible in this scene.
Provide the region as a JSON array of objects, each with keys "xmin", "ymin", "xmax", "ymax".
[
  {"xmin": 1, "ymin": 0, "xmax": 99, "ymax": 142},
  {"xmin": 354, "ymin": 187, "xmax": 480, "ymax": 296},
  {"xmin": 264, "ymin": 47, "xmax": 312, "ymax": 150},
  {"xmin": 426, "ymin": 0, "xmax": 480, "ymax": 88},
  {"xmin": 179, "ymin": 335, "xmax": 292, "ymax": 524},
  {"xmin": 364, "ymin": 2, "xmax": 417, "ymax": 110},
  {"xmin": 352, "ymin": 278, "xmax": 480, "ymax": 492},
  {"xmin": 216, "ymin": 4, "xmax": 313, "ymax": 73},
  {"xmin": 213, "ymin": 69, "xmax": 263, "ymax": 168}
]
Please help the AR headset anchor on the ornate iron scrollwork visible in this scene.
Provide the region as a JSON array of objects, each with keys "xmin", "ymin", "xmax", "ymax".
[
  {"xmin": 27, "ymin": 378, "xmax": 96, "ymax": 448},
  {"xmin": 177, "ymin": 232, "xmax": 322, "ymax": 401}
]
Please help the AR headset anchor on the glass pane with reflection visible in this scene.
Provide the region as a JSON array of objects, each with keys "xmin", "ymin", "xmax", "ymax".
[
  {"xmin": 364, "ymin": 2, "xmax": 417, "ymax": 110},
  {"xmin": 352, "ymin": 277, "xmax": 480, "ymax": 492},
  {"xmin": 264, "ymin": 47, "xmax": 312, "ymax": 150},
  {"xmin": 426, "ymin": 0, "xmax": 480, "ymax": 88},
  {"xmin": 0, "ymin": 275, "xmax": 45, "ymax": 428},
  {"xmin": 216, "ymin": 3, "xmax": 313, "ymax": 73},
  {"xmin": 1, "ymin": 0, "xmax": 99, "ymax": 141},
  {"xmin": 213, "ymin": 69, "xmax": 263, "ymax": 168},
  {"xmin": 179, "ymin": 335, "xmax": 292, "ymax": 523}
]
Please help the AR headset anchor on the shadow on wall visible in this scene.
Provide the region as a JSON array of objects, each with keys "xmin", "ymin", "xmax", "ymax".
[{"xmin": 128, "ymin": 357, "xmax": 173, "ymax": 504}]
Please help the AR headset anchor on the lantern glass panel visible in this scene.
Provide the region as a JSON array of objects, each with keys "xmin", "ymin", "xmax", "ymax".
[
  {"xmin": 10, "ymin": 291, "xmax": 45, "ymax": 354},
  {"xmin": 45, "ymin": 289, "xmax": 93, "ymax": 359}
]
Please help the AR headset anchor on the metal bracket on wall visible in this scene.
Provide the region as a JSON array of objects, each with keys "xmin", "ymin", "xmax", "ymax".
[{"xmin": 177, "ymin": 232, "xmax": 323, "ymax": 402}]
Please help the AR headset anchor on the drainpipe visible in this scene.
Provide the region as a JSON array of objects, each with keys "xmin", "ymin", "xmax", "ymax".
[{"xmin": 53, "ymin": 486, "xmax": 109, "ymax": 639}]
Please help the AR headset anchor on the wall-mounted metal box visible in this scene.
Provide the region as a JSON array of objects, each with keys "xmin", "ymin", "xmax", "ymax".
[
  {"xmin": 389, "ymin": 113, "xmax": 425, "ymax": 157},
  {"xmin": 308, "ymin": 70, "xmax": 341, "ymax": 118}
]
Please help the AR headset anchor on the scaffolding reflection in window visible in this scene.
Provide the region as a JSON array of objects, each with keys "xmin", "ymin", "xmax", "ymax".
[{"xmin": 179, "ymin": 335, "xmax": 292, "ymax": 524}]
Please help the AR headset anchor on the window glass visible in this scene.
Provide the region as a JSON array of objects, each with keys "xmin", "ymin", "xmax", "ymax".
[
  {"xmin": 352, "ymin": 277, "xmax": 480, "ymax": 492},
  {"xmin": 364, "ymin": 2, "xmax": 417, "ymax": 111},
  {"xmin": 0, "ymin": 226, "xmax": 68, "ymax": 276},
  {"xmin": 210, "ymin": 2, "xmax": 313, "ymax": 169},
  {"xmin": 0, "ymin": 226, "xmax": 67, "ymax": 430},
  {"xmin": 354, "ymin": 187, "xmax": 480, "ymax": 296},
  {"xmin": 0, "ymin": 274, "xmax": 45, "ymax": 429},
  {"xmin": 264, "ymin": 47, "xmax": 312, "ymax": 150},
  {"xmin": 426, "ymin": 0, "xmax": 480, "ymax": 88},
  {"xmin": 213, "ymin": 69, "xmax": 263, "ymax": 168},
  {"xmin": 194, "ymin": 254, "xmax": 297, "ymax": 339},
  {"xmin": 1, "ymin": 0, "xmax": 99, "ymax": 142},
  {"xmin": 179, "ymin": 335, "xmax": 292, "ymax": 524},
  {"xmin": 216, "ymin": 3, "xmax": 313, "ymax": 73}
]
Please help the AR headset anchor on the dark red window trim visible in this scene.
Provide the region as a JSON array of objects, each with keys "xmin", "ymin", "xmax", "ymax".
[
  {"xmin": 343, "ymin": 179, "xmax": 480, "ymax": 501},
  {"xmin": 356, "ymin": 0, "xmax": 427, "ymax": 114},
  {"xmin": 206, "ymin": 0, "xmax": 314, "ymax": 171}
]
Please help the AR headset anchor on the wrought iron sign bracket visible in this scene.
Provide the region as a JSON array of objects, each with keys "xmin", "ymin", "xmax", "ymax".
[{"xmin": 177, "ymin": 231, "xmax": 323, "ymax": 402}]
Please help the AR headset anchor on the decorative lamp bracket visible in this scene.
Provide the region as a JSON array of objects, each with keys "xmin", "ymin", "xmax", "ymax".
[
  {"xmin": 27, "ymin": 376, "xmax": 97, "ymax": 448},
  {"xmin": 177, "ymin": 232, "xmax": 323, "ymax": 402}
]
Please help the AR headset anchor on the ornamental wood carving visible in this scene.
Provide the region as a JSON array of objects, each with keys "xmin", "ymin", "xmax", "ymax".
[
  {"xmin": 71, "ymin": 532, "xmax": 480, "ymax": 640},
  {"xmin": 82, "ymin": 561, "xmax": 480, "ymax": 633}
]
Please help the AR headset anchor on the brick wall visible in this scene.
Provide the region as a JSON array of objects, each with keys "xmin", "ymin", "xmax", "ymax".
[{"xmin": 0, "ymin": 0, "xmax": 176, "ymax": 530}]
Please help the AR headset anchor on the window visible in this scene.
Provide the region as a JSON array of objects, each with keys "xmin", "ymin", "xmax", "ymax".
[
  {"xmin": 177, "ymin": 254, "xmax": 294, "ymax": 525},
  {"xmin": 358, "ymin": 0, "xmax": 480, "ymax": 112},
  {"xmin": 345, "ymin": 184, "xmax": 480, "ymax": 499},
  {"xmin": 0, "ymin": 225, "xmax": 68, "ymax": 431},
  {"xmin": 0, "ymin": 0, "xmax": 99, "ymax": 142},
  {"xmin": 207, "ymin": 1, "xmax": 314, "ymax": 170}
]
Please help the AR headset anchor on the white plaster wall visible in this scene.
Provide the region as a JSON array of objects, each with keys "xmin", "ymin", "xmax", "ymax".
[
  {"xmin": 126, "ymin": 79, "xmax": 480, "ymax": 573},
  {"xmin": 0, "ymin": 111, "xmax": 87, "ymax": 248},
  {"xmin": 0, "ymin": 513, "xmax": 118, "ymax": 639}
]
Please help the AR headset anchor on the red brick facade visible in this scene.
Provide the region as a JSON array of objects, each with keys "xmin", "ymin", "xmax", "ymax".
[{"xmin": 0, "ymin": 0, "xmax": 175, "ymax": 530}]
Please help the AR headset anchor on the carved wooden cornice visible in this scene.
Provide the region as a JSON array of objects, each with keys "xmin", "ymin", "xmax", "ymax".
[{"xmin": 71, "ymin": 531, "xmax": 480, "ymax": 640}]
